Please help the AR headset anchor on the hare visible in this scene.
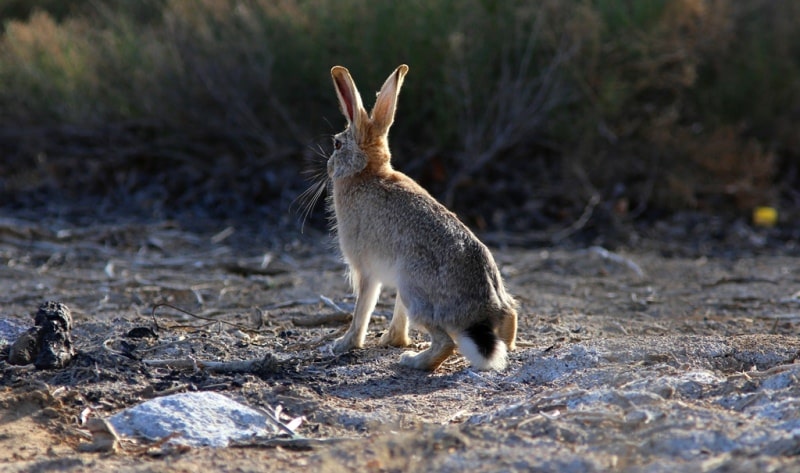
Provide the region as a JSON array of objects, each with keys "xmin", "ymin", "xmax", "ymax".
[{"xmin": 327, "ymin": 64, "xmax": 517, "ymax": 371}]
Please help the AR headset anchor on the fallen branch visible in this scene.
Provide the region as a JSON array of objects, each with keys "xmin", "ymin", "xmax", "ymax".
[
  {"xmin": 150, "ymin": 303, "xmax": 276, "ymax": 334},
  {"xmin": 587, "ymin": 246, "xmax": 645, "ymax": 279},
  {"xmin": 136, "ymin": 336, "xmax": 216, "ymax": 354},
  {"xmin": 290, "ymin": 295, "xmax": 352, "ymax": 326},
  {"xmin": 702, "ymin": 276, "xmax": 779, "ymax": 288},
  {"xmin": 230, "ymin": 436, "xmax": 358, "ymax": 450},
  {"xmin": 265, "ymin": 298, "xmax": 319, "ymax": 309},
  {"xmin": 291, "ymin": 312, "xmax": 351, "ymax": 327},
  {"xmin": 142, "ymin": 353, "xmax": 281, "ymax": 376},
  {"xmin": 319, "ymin": 294, "xmax": 349, "ymax": 314},
  {"xmin": 286, "ymin": 327, "xmax": 347, "ymax": 351}
]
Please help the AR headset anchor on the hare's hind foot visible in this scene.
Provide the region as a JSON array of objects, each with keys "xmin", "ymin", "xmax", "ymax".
[
  {"xmin": 379, "ymin": 326, "xmax": 411, "ymax": 347},
  {"xmin": 399, "ymin": 327, "xmax": 455, "ymax": 371},
  {"xmin": 498, "ymin": 310, "xmax": 518, "ymax": 351},
  {"xmin": 379, "ymin": 295, "xmax": 411, "ymax": 347},
  {"xmin": 399, "ymin": 347, "xmax": 455, "ymax": 371}
]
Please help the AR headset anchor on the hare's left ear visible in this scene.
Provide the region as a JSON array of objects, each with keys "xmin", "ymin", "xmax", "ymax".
[
  {"xmin": 331, "ymin": 66, "xmax": 365, "ymax": 129},
  {"xmin": 370, "ymin": 64, "xmax": 408, "ymax": 134}
]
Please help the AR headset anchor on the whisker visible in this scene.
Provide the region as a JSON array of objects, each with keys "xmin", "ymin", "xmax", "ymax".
[
  {"xmin": 290, "ymin": 137, "xmax": 334, "ymax": 233},
  {"xmin": 295, "ymin": 179, "xmax": 328, "ymax": 233},
  {"xmin": 310, "ymin": 141, "xmax": 330, "ymax": 159}
]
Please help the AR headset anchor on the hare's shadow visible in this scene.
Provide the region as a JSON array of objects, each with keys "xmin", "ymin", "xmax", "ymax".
[{"xmin": 314, "ymin": 345, "xmax": 509, "ymax": 400}]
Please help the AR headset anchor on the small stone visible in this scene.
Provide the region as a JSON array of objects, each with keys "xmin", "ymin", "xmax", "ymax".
[
  {"xmin": 8, "ymin": 327, "xmax": 40, "ymax": 365},
  {"xmin": 126, "ymin": 327, "xmax": 158, "ymax": 339}
]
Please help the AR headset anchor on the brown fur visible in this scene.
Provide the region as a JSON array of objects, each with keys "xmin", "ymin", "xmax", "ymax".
[{"xmin": 327, "ymin": 65, "xmax": 518, "ymax": 371}]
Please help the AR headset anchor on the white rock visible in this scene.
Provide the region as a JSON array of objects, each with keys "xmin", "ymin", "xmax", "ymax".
[{"xmin": 109, "ymin": 391, "xmax": 273, "ymax": 447}]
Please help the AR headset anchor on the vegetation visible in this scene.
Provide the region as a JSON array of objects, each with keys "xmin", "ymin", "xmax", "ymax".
[{"xmin": 0, "ymin": 0, "xmax": 798, "ymax": 231}]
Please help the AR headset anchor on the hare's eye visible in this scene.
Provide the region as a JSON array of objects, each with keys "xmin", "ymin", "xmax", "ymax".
[{"xmin": 333, "ymin": 139, "xmax": 342, "ymax": 150}]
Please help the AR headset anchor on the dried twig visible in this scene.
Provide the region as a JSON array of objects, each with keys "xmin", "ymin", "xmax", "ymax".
[
  {"xmin": 230, "ymin": 436, "xmax": 358, "ymax": 450},
  {"xmin": 150, "ymin": 303, "xmax": 270, "ymax": 334},
  {"xmin": 702, "ymin": 276, "xmax": 779, "ymax": 288},
  {"xmin": 265, "ymin": 298, "xmax": 323, "ymax": 310},
  {"xmin": 286, "ymin": 327, "xmax": 347, "ymax": 351},
  {"xmin": 290, "ymin": 295, "xmax": 352, "ymax": 326},
  {"xmin": 136, "ymin": 336, "xmax": 212, "ymax": 354},
  {"xmin": 550, "ymin": 194, "xmax": 601, "ymax": 243},
  {"xmin": 77, "ymin": 418, "xmax": 122, "ymax": 453},
  {"xmin": 587, "ymin": 246, "xmax": 645, "ymax": 278},
  {"xmin": 291, "ymin": 312, "xmax": 351, "ymax": 327},
  {"xmin": 210, "ymin": 226, "xmax": 235, "ymax": 244},
  {"xmin": 258, "ymin": 405, "xmax": 303, "ymax": 438},
  {"xmin": 142, "ymin": 353, "xmax": 281, "ymax": 376},
  {"xmin": 318, "ymin": 294, "xmax": 348, "ymax": 314}
]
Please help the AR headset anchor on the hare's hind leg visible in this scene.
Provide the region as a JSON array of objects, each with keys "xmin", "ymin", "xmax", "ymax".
[
  {"xmin": 498, "ymin": 308, "xmax": 518, "ymax": 351},
  {"xmin": 378, "ymin": 294, "xmax": 411, "ymax": 347},
  {"xmin": 333, "ymin": 273, "xmax": 381, "ymax": 353},
  {"xmin": 399, "ymin": 325, "xmax": 455, "ymax": 371}
]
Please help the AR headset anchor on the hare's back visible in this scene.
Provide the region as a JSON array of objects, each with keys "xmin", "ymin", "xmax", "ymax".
[{"xmin": 375, "ymin": 177, "xmax": 496, "ymax": 275}]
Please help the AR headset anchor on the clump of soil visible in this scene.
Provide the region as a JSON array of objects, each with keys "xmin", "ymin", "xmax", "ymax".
[{"xmin": 9, "ymin": 301, "xmax": 75, "ymax": 369}]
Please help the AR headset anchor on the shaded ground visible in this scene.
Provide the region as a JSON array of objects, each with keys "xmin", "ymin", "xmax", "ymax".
[{"xmin": 1, "ymin": 215, "xmax": 800, "ymax": 472}]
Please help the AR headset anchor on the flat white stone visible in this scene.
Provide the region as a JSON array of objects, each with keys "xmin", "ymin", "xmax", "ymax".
[{"xmin": 109, "ymin": 391, "xmax": 273, "ymax": 447}]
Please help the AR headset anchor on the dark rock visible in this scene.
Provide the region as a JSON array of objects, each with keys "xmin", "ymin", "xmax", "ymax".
[
  {"xmin": 125, "ymin": 327, "xmax": 158, "ymax": 339},
  {"xmin": 7, "ymin": 301, "xmax": 75, "ymax": 369},
  {"xmin": 8, "ymin": 327, "xmax": 40, "ymax": 365},
  {"xmin": 33, "ymin": 301, "xmax": 75, "ymax": 369}
]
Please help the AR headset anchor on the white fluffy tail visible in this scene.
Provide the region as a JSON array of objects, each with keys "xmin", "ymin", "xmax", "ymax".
[{"xmin": 457, "ymin": 331, "xmax": 508, "ymax": 371}]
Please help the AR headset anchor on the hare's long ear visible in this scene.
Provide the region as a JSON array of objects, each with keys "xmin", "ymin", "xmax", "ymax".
[
  {"xmin": 370, "ymin": 64, "xmax": 408, "ymax": 134},
  {"xmin": 331, "ymin": 66, "xmax": 365, "ymax": 129}
]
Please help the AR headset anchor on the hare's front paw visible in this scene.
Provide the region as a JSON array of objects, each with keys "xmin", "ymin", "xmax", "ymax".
[
  {"xmin": 332, "ymin": 332, "xmax": 359, "ymax": 353},
  {"xmin": 378, "ymin": 326, "xmax": 411, "ymax": 348}
]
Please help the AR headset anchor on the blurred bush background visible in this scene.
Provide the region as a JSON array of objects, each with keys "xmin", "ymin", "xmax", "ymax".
[{"xmin": 0, "ymin": 0, "xmax": 798, "ymax": 237}]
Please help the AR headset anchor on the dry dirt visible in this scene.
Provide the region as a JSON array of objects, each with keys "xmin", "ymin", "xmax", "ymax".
[{"xmin": 1, "ymin": 217, "xmax": 800, "ymax": 472}]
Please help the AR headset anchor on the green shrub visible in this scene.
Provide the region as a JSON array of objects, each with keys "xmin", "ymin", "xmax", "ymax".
[{"xmin": 0, "ymin": 0, "xmax": 797, "ymax": 225}]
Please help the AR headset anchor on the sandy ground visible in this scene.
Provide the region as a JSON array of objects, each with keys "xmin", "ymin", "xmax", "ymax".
[{"xmin": 1, "ymin": 217, "xmax": 800, "ymax": 472}]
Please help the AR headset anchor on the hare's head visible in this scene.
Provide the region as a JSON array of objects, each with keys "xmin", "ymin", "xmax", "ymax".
[{"xmin": 328, "ymin": 65, "xmax": 408, "ymax": 179}]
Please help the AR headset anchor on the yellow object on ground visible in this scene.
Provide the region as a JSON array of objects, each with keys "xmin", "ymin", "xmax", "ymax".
[{"xmin": 753, "ymin": 207, "xmax": 778, "ymax": 227}]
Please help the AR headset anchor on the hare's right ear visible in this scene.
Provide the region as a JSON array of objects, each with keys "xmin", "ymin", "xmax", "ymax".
[
  {"xmin": 331, "ymin": 66, "xmax": 365, "ymax": 129},
  {"xmin": 371, "ymin": 64, "xmax": 408, "ymax": 134}
]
